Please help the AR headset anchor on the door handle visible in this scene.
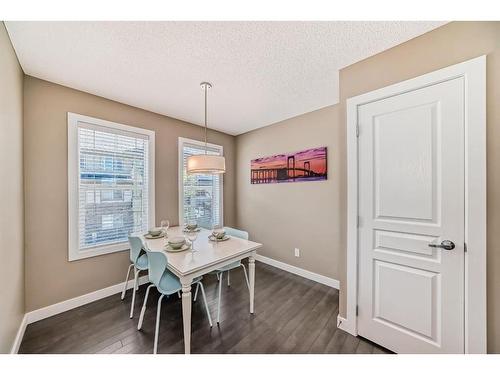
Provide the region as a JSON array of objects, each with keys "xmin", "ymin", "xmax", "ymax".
[{"xmin": 428, "ymin": 240, "xmax": 455, "ymax": 251}]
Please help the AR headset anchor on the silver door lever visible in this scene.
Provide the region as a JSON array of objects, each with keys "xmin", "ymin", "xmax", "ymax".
[{"xmin": 428, "ymin": 240, "xmax": 455, "ymax": 250}]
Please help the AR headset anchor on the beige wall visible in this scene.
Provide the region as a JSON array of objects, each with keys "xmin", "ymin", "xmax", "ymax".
[
  {"xmin": 0, "ymin": 22, "xmax": 24, "ymax": 353},
  {"xmin": 236, "ymin": 105, "xmax": 344, "ymax": 281},
  {"xmin": 23, "ymin": 76, "xmax": 236, "ymax": 311},
  {"xmin": 236, "ymin": 22, "xmax": 500, "ymax": 352}
]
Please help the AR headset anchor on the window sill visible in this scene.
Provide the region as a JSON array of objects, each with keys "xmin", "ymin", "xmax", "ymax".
[{"xmin": 68, "ymin": 241, "xmax": 129, "ymax": 261}]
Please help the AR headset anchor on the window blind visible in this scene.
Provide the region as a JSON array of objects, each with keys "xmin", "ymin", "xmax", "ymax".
[
  {"xmin": 181, "ymin": 140, "xmax": 222, "ymax": 229},
  {"xmin": 77, "ymin": 122, "xmax": 150, "ymax": 250}
]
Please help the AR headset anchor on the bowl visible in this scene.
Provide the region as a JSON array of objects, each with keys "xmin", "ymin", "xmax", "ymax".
[
  {"xmin": 212, "ymin": 230, "xmax": 226, "ymax": 240},
  {"xmin": 148, "ymin": 227, "xmax": 163, "ymax": 236},
  {"xmin": 185, "ymin": 223, "xmax": 198, "ymax": 231},
  {"xmin": 168, "ymin": 236, "xmax": 185, "ymax": 249}
]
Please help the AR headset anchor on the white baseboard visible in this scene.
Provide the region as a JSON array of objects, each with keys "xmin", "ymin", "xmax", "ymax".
[
  {"xmin": 9, "ymin": 274, "xmax": 150, "ymax": 353},
  {"xmin": 255, "ymin": 254, "xmax": 339, "ymax": 289},
  {"xmin": 25, "ymin": 275, "xmax": 149, "ymax": 325},
  {"xmin": 10, "ymin": 276, "xmax": 149, "ymax": 354},
  {"xmin": 10, "ymin": 314, "xmax": 28, "ymax": 354}
]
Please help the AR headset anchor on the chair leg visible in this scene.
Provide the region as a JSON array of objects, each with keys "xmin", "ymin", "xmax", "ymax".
[
  {"xmin": 193, "ymin": 283, "xmax": 200, "ymax": 302},
  {"xmin": 216, "ymin": 273, "xmax": 220, "ymax": 282},
  {"xmin": 241, "ymin": 264, "xmax": 250, "ymax": 291},
  {"xmin": 130, "ymin": 267, "xmax": 140, "ymax": 319},
  {"xmin": 138, "ymin": 284, "xmax": 154, "ymax": 330},
  {"xmin": 153, "ymin": 294, "xmax": 165, "ymax": 354},
  {"xmin": 121, "ymin": 264, "xmax": 133, "ymax": 300},
  {"xmin": 177, "ymin": 291, "xmax": 181, "ymax": 299},
  {"xmin": 227, "ymin": 270, "xmax": 231, "ymax": 287},
  {"xmin": 217, "ymin": 272, "xmax": 223, "ymax": 324},
  {"xmin": 197, "ymin": 282, "xmax": 213, "ymax": 327}
]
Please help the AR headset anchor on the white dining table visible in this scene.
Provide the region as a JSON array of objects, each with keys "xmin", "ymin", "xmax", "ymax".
[{"xmin": 143, "ymin": 226, "xmax": 262, "ymax": 354}]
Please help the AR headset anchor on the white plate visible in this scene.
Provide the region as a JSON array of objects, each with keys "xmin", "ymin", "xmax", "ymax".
[
  {"xmin": 208, "ymin": 235, "xmax": 230, "ymax": 242},
  {"xmin": 144, "ymin": 233, "xmax": 166, "ymax": 239},
  {"xmin": 164, "ymin": 243, "xmax": 191, "ymax": 252}
]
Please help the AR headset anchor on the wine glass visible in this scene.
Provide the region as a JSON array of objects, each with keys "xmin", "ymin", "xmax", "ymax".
[
  {"xmin": 160, "ymin": 219, "xmax": 169, "ymax": 237},
  {"xmin": 186, "ymin": 229, "xmax": 198, "ymax": 253}
]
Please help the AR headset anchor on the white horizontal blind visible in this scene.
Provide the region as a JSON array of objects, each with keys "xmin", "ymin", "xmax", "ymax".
[
  {"xmin": 181, "ymin": 140, "xmax": 222, "ymax": 229},
  {"xmin": 78, "ymin": 122, "xmax": 150, "ymax": 250}
]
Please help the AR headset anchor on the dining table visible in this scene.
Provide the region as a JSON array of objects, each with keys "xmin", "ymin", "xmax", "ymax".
[{"xmin": 143, "ymin": 226, "xmax": 263, "ymax": 354}]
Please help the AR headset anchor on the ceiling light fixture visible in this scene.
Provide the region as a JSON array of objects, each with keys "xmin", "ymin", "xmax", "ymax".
[{"xmin": 186, "ymin": 82, "xmax": 226, "ymax": 174}]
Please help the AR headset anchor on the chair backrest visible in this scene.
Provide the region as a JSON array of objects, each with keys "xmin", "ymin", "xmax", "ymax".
[
  {"xmin": 134, "ymin": 238, "xmax": 177, "ymax": 290},
  {"xmin": 128, "ymin": 235, "xmax": 146, "ymax": 264},
  {"xmin": 139, "ymin": 245, "xmax": 168, "ymax": 287},
  {"xmin": 223, "ymin": 226, "xmax": 249, "ymax": 240}
]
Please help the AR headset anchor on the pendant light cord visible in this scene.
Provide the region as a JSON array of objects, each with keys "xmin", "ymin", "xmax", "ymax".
[{"xmin": 204, "ymin": 83, "xmax": 208, "ymax": 155}]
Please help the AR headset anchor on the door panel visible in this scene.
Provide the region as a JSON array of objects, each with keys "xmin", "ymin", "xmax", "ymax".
[
  {"xmin": 374, "ymin": 230, "xmax": 440, "ymax": 261},
  {"xmin": 374, "ymin": 103, "xmax": 437, "ymax": 222},
  {"xmin": 373, "ymin": 261, "xmax": 439, "ymax": 341},
  {"xmin": 357, "ymin": 77, "xmax": 464, "ymax": 353}
]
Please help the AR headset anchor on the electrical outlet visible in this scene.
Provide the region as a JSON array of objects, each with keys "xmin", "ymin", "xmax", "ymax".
[{"xmin": 294, "ymin": 248, "xmax": 300, "ymax": 257}]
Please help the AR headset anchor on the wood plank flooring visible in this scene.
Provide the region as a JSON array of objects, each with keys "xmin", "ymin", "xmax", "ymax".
[{"xmin": 19, "ymin": 262, "xmax": 391, "ymax": 354}]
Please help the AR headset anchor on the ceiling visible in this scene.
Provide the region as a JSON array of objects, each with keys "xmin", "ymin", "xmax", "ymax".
[{"xmin": 5, "ymin": 21, "xmax": 445, "ymax": 135}]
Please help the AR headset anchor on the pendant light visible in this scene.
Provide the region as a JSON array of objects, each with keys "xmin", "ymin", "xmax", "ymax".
[{"xmin": 186, "ymin": 82, "xmax": 226, "ymax": 174}]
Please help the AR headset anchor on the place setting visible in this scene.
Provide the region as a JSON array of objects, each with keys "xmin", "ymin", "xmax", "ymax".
[
  {"xmin": 143, "ymin": 219, "xmax": 170, "ymax": 239},
  {"xmin": 164, "ymin": 221, "xmax": 200, "ymax": 253},
  {"xmin": 164, "ymin": 236, "xmax": 191, "ymax": 253},
  {"xmin": 182, "ymin": 222, "xmax": 201, "ymax": 233},
  {"xmin": 209, "ymin": 226, "xmax": 230, "ymax": 242}
]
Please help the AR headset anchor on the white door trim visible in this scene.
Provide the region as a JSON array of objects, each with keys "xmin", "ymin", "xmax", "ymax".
[{"xmin": 343, "ymin": 55, "xmax": 486, "ymax": 353}]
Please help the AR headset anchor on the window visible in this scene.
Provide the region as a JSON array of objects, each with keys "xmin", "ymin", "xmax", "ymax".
[
  {"xmin": 68, "ymin": 113, "xmax": 155, "ymax": 261},
  {"xmin": 178, "ymin": 137, "xmax": 223, "ymax": 229}
]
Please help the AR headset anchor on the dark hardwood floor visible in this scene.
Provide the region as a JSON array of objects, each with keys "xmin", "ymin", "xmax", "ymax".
[{"xmin": 19, "ymin": 262, "xmax": 391, "ymax": 354}]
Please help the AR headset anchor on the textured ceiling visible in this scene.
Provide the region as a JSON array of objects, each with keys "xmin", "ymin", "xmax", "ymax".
[{"xmin": 6, "ymin": 21, "xmax": 445, "ymax": 135}]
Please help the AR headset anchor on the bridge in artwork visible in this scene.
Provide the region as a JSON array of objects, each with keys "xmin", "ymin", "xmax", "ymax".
[{"xmin": 251, "ymin": 146, "xmax": 327, "ymax": 184}]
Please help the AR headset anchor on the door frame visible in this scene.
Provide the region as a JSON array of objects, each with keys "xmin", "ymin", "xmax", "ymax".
[{"xmin": 341, "ymin": 55, "xmax": 486, "ymax": 353}]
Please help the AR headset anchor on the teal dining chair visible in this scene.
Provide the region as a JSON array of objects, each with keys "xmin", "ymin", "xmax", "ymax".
[
  {"xmin": 194, "ymin": 226, "xmax": 250, "ymax": 324},
  {"xmin": 121, "ymin": 235, "xmax": 150, "ymax": 318},
  {"xmin": 137, "ymin": 247, "xmax": 212, "ymax": 354}
]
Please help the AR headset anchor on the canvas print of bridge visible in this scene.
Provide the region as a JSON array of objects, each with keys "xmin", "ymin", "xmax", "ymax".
[{"xmin": 251, "ymin": 147, "xmax": 327, "ymax": 184}]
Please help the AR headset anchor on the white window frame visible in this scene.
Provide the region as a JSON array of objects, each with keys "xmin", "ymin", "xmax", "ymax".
[
  {"xmin": 178, "ymin": 137, "xmax": 224, "ymax": 227},
  {"xmin": 342, "ymin": 56, "xmax": 486, "ymax": 353},
  {"xmin": 68, "ymin": 112, "xmax": 155, "ymax": 261}
]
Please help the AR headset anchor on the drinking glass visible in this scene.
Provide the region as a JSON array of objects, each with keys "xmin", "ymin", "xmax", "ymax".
[
  {"xmin": 160, "ymin": 219, "xmax": 169, "ymax": 237},
  {"xmin": 212, "ymin": 223, "xmax": 222, "ymax": 232},
  {"xmin": 186, "ymin": 230, "xmax": 198, "ymax": 253}
]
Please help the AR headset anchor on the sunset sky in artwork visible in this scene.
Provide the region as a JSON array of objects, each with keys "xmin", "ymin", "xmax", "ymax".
[{"xmin": 251, "ymin": 147, "xmax": 327, "ymax": 174}]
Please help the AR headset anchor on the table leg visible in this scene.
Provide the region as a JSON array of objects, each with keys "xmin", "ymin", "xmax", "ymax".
[
  {"xmin": 249, "ymin": 254, "xmax": 255, "ymax": 314},
  {"xmin": 181, "ymin": 279, "xmax": 193, "ymax": 354}
]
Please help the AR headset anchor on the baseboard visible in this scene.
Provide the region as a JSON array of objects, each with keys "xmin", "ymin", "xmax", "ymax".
[
  {"xmin": 24, "ymin": 275, "xmax": 149, "ymax": 326},
  {"xmin": 10, "ymin": 314, "xmax": 28, "ymax": 354},
  {"xmin": 255, "ymin": 254, "xmax": 339, "ymax": 289},
  {"xmin": 9, "ymin": 275, "xmax": 150, "ymax": 353}
]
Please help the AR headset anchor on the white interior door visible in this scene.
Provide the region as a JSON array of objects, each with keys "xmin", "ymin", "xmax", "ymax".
[{"xmin": 357, "ymin": 77, "xmax": 465, "ymax": 353}]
